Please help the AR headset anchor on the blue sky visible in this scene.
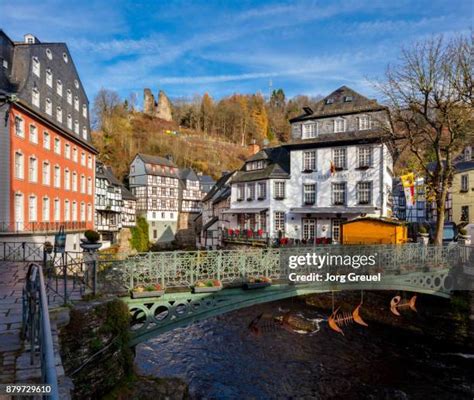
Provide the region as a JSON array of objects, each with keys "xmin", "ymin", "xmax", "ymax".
[{"xmin": 2, "ymin": 0, "xmax": 472, "ymax": 105}]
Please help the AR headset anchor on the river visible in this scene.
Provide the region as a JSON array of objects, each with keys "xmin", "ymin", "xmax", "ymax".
[{"xmin": 135, "ymin": 294, "xmax": 474, "ymax": 399}]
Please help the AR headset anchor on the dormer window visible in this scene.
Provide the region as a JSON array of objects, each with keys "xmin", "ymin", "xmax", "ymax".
[
  {"xmin": 67, "ymin": 89, "xmax": 72, "ymax": 104},
  {"xmin": 302, "ymin": 122, "xmax": 318, "ymax": 139},
  {"xmin": 46, "ymin": 48, "xmax": 52, "ymax": 60},
  {"xmin": 32, "ymin": 87, "xmax": 40, "ymax": 108},
  {"xmin": 63, "ymin": 52, "xmax": 68, "ymax": 63},
  {"xmin": 465, "ymin": 146, "xmax": 472, "ymax": 161},
  {"xmin": 74, "ymin": 96, "xmax": 79, "ymax": 111},
  {"xmin": 334, "ymin": 118, "xmax": 346, "ymax": 133},
  {"xmin": 45, "ymin": 98, "xmax": 52, "ymax": 115},
  {"xmin": 46, "ymin": 69, "xmax": 52, "ymax": 87},
  {"xmin": 74, "ymin": 79, "xmax": 79, "ymax": 89},
  {"xmin": 74, "ymin": 120, "xmax": 79, "ymax": 134},
  {"xmin": 82, "ymin": 126, "xmax": 87, "ymax": 140},
  {"xmin": 67, "ymin": 114, "xmax": 72, "ymax": 129},
  {"xmin": 358, "ymin": 115, "xmax": 371, "ymax": 130},
  {"xmin": 246, "ymin": 160, "xmax": 265, "ymax": 171},
  {"xmin": 56, "ymin": 106, "xmax": 62, "ymax": 123},
  {"xmin": 56, "ymin": 80, "xmax": 63, "ymax": 96},
  {"xmin": 82, "ymin": 104, "xmax": 87, "ymax": 118},
  {"xmin": 325, "ymin": 98, "xmax": 334, "ymax": 105},
  {"xmin": 344, "ymin": 96, "xmax": 353, "ymax": 102},
  {"xmin": 32, "ymin": 57, "xmax": 40, "ymax": 77}
]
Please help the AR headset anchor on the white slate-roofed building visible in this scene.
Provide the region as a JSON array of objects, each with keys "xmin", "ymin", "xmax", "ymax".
[
  {"xmin": 129, "ymin": 153, "xmax": 179, "ymax": 243},
  {"xmin": 227, "ymin": 86, "xmax": 394, "ymax": 244}
]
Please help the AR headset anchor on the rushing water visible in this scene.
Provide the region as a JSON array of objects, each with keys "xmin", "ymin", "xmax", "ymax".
[{"xmin": 135, "ymin": 297, "xmax": 474, "ymax": 399}]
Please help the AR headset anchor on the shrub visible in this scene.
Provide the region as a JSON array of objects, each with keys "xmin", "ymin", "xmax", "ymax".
[
  {"xmin": 130, "ymin": 216, "xmax": 150, "ymax": 252},
  {"xmin": 84, "ymin": 230, "xmax": 100, "ymax": 243},
  {"xmin": 418, "ymin": 225, "xmax": 428, "ymax": 234}
]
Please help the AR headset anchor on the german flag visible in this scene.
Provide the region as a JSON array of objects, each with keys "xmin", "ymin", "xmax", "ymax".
[{"xmin": 330, "ymin": 161, "xmax": 336, "ymax": 176}]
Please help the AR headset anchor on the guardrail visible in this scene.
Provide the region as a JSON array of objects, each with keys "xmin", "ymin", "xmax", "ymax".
[{"xmin": 22, "ymin": 263, "xmax": 59, "ymax": 400}]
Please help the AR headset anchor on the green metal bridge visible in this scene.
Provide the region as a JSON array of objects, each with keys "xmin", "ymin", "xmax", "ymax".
[{"xmin": 98, "ymin": 244, "xmax": 473, "ymax": 346}]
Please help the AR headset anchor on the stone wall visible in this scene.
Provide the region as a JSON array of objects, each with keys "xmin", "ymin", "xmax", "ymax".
[{"xmin": 59, "ymin": 299, "xmax": 133, "ymax": 400}]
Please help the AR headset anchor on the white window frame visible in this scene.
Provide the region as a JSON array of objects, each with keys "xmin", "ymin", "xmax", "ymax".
[
  {"xmin": 303, "ymin": 151, "xmax": 316, "ymax": 171},
  {"xmin": 32, "ymin": 56, "xmax": 40, "ymax": 77},
  {"xmin": 303, "ymin": 183, "xmax": 316, "ymax": 205},
  {"xmin": 43, "ymin": 131, "xmax": 50, "ymax": 149},
  {"xmin": 358, "ymin": 115, "xmax": 371, "ymax": 130},
  {"xmin": 15, "ymin": 151, "xmax": 24, "ymax": 179},
  {"xmin": 54, "ymin": 137, "xmax": 61, "ymax": 154},
  {"xmin": 42, "ymin": 197, "xmax": 50, "ymax": 221},
  {"xmin": 257, "ymin": 182, "xmax": 266, "ymax": 199},
  {"xmin": 358, "ymin": 147, "xmax": 372, "ymax": 168},
  {"xmin": 32, "ymin": 87, "xmax": 40, "ymax": 107},
  {"xmin": 334, "ymin": 118, "xmax": 346, "ymax": 133},
  {"xmin": 56, "ymin": 79, "xmax": 63, "ymax": 96},
  {"xmin": 333, "ymin": 148, "xmax": 347, "ymax": 170},
  {"xmin": 56, "ymin": 106, "xmax": 62, "ymax": 123},
  {"xmin": 45, "ymin": 98, "xmax": 52, "ymax": 115},
  {"xmin": 15, "ymin": 116, "xmax": 25, "ymax": 137},
  {"xmin": 28, "ymin": 195, "xmax": 37, "ymax": 222},
  {"xmin": 64, "ymin": 169, "xmax": 70, "ymax": 190},
  {"xmin": 332, "ymin": 182, "xmax": 346, "ymax": 206},
  {"xmin": 29, "ymin": 156, "xmax": 38, "ymax": 182},
  {"xmin": 274, "ymin": 181, "xmax": 285, "ymax": 199},
  {"xmin": 302, "ymin": 122, "xmax": 318, "ymax": 139},
  {"xmin": 357, "ymin": 181, "xmax": 372, "ymax": 204},
  {"xmin": 42, "ymin": 161, "xmax": 50, "ymax": 185},
  {"xmin": 67, "ymin": 89, "xmax": 72, "ymax": 105},
  {"xmin": 29, "ymin": 124, "xmax": 38, "ymax": 144},
  {"xmin": 46, "ymin": 68, "xmax": 52, "ymax": 87},
  {"xmin": 274, "ymin": 211, "xmax": 285, "ymax": 233},
  {"xmin": 53, "ymin": 165, "xmax": 61, "ymax": 188}
]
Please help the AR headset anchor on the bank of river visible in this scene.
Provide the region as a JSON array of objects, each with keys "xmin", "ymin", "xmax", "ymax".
[{"xmin": 135, "ymin": 292, "xmax": 473, "ymax": 399}]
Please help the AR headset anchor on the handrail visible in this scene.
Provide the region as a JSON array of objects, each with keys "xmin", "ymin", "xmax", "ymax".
[{"xmin": 22, "ymin": 263, "xmax": 59, "ymax": 400}]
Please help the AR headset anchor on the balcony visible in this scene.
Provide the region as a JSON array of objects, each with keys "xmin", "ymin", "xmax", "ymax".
[{"xmin": 0, "ymin": 221, "xmax": 88, "ymax": 234}]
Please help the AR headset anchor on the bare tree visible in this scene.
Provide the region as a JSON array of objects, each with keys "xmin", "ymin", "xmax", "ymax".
[{"xmin": 377, "ymin": 34, "xmax": 473, "ymax": 245}]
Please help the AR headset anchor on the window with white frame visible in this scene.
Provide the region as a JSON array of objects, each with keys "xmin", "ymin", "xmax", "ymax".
[
  {"xmin": 64, "ymin": 169, "xmax": 70, "ymax": 190},
  {"xmin": 72, "ymin": 172, "xmax": 77, "ymax": 191},
  {"xmin": 332, "ymin": 219, "xmax": 345, "ymax": 242},
  {"xmin": 302, "ymin": 122, "xmax": 318, "ymax": 139},
  {"xmin": 72, "ymin": 201, "xmax": 77, "ymax": 221},
  {"xmin": 87, "ymin": 203, "xmax": 92, "ymax": 221},
  {"xmin": 54, "ymin": 199, "xmax": 60, "ymax": 221},
  {"xmin": 56, "ymin": 80, "xmax": 63, "ymax": 96},
  {"xmin": 257, "ymin": 182, "xmax": 266, "ymax": 199},
  {"xmin": 464, "ymin": 146, "xmax": 472, "ymax": 161},
  {"xmin": 358, "ymin": 147, "xmax": 372, "ymax": 168},
  {"xmin": 247, "ymin": 183, "xmax": 255, "ymax": 200},
  {"xmin": 67, "ymin": 114, "xmax": 72, "ymax": 129},
  {"xmin": 32, "ymin": 87, "xmax": 40, "ymax": 107},
  {"xmin": 46, "ymin": 69, "xmax": 52, "ymax": 87},
  {"xmin": 74, "ymin": 96, "xmax": 79, "ymax": 111},
  {"xmin": 42, "ymin": 161, "xmax": 50, "ymax": 185},
  {"xmin": 82, "ymin": 104, "xmax": 87, "ymax": 118},
  {"xmin": 29, "ymin": 195, "xmax": 37, "ymax": 222},
  {"xmin": 42, "ymin": 197, "xmax": 50, "ymax": 221},
  {"xmin": 292, "ymin": 124, "xmax": 301, "ymax": 137},
  {"xmin": 64, "ymin": 200, "xmax": 70, "ymax": 221},
  {"xmin": 358, "ymin": 115, "xmax": 371, "ymax": 130},
  {"xmin": 43, "ymin": 131, "xmax": 50, "ymax": 149},
  {"xmin": 54, "ymin": 137, "xmax": 61, "ymax": 154},
  {"xmin": 246, "ymin": 160, "xmax": 265, "ymax": 171},
  {"xmin": 32, "ymin": 57, "xmax": 40, "ymax": 77},
  {"xmin": 461, "ymin": 174, "xmax": 469, "ymax": 192},
  {"xmin": 54, "ymin": 165, "xmax": 61, "ymax": 188},
  {"xmin": 82, "ymin": 126, "xmax": 87, "ymax": 140},
  {"xmin": 29, "ymin": 124, "xmax": 38, "ymax": 144},
  {"xmin": 80, "ymin": 152, "xmax": 86, "ymax": 166},
  {"xmin": 332, "ymin": 182, "xmax": 346, "ymax": 205},
  {"xmin": 303, "ymin": 151, "xmax": 316, "ymax": 171},
  {"xmin": 303, "ymin": 184, "xmax": 316, "ymax": 205},
  {"xmin": 237, "ymin": 184, "xmax": 245, "ymax": 200},
  {"xmin": 274, "ymin": 181, "xmax": 285, "ymax": 199},
  {"xmin": 56, "ymin": 106, "xmax": 62, "ymax": 123},
  {"xmin": 72, "ymin": 147, "xmax": 78, "ymax": 162},
  {"xmin": 333, "ymin": 148, "xmax": 347, "ymax": 169},
  {"xmin": 80, "ymin": 202, "xmax": 85, "ymax": 221},
  {"xmin": 15, "ymin": 116, "xmax": 24, "ymax": 137},
  {"xmin": 14, "ymin": 151, "xmax": 24, "ymax": 179},
  {"xmin": 334, "ymin": 118, "xmax": 346, "ymax": 133},
  {"xmin": 67, "ymin": 89, "xmax": 72, "ymax": 104},
  {"xmin": 45, "ymin": 98, "xmax": 52, "ymax": 115},
  {"xmin": 80, "ymin": 175, "xmax": 85, "ymax": 193},
  {"xmin": 74, "ymin": 120, "xmax": 79, "ymax": 134},
  {"xmin": 87, "ymin": 155, "xmax": 92, "ymax": 169},
  {"xmin": 29, "ymin": 156, "xmax": 37, "ymax": 182},
  {"xmin": 65, "ymin": 143, "xmax": 70, "ymax": 159},
  {"xmin": 274, "ymin": 211, "xmax": 285, "ymax": 233},
  {"xmin": 87, "ymin": 177, "xmax": 92, "ymax": 195},
  {"xmin": 357, "ymin": 181, "xmax": 372, "ymax": 204}
]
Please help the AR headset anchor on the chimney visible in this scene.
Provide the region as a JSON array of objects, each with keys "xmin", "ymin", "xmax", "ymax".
[{"xmin": 247, "ymin": 140, "xmax": 260, "ymax": 155}]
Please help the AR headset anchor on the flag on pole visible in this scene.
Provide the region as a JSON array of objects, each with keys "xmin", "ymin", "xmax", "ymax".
[
  {"xmin": 330, "ymin": 161, "xmax": 336, "ymax": 176},
  {"xmin": 400, "ymin": 173, "xmax": 416, "ymax": 207}
]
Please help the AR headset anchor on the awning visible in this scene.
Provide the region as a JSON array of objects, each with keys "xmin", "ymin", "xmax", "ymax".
[
  {"xmin": 290, "ymin": 207, "xmax": 377, "ymax": 214},
  {"xmin": 222, "ymin": 208, "xmax": 268, "ymax": 214}
]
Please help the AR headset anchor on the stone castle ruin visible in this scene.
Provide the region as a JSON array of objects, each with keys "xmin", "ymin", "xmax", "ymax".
[{"xmin": 143, "ymin": 89, "xmax": 173, "ymax": 122}]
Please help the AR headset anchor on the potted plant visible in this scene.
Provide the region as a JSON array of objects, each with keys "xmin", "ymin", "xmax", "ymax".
[
  {"xmin": 192, "ymin": 279, "xmax": 223, "ymax": 293},
  {"xmin": 131, "ymin": 283, "xmax": 165, "ymax": 298},
  {"xmin": 417, "ymin": 226, "xmax": 429, "ymax": 245},
  {"xmin": 80, "ymin": 230, "xmax": 102, "ymax": 251},
  {"xmin": 243, "ymin": 276, "xmax": 272, "ymax": 290},
  {"xmin": 43, "ymin": 241, "xmax": 54, "ymax": 254},
  {"xmin": 458, "ymin": 227, "xmax": 471, "ymax": 245}
]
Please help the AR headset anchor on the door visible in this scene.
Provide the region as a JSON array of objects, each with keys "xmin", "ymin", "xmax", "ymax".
[
  {"xmin": 302, "ymin": 218, "xmax": 316, "ymax": 240},
  {"xmin": 14, "ymin": 193, "xmax": 24, "ymax": 231}
]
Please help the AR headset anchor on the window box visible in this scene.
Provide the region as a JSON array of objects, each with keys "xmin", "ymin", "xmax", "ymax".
[
  {"xmin": 333, "ymin": 201, "xmax": 344, "ymax": 206},
  {"xmin": 274, "ymin": 196, "xmax": 285, "ymax": 200},
  {"xmin": 356, "ymin": 165, "xmax": 370, "ymax": 170},
  {"xmin": 246, "ymin": 197, "xmax": 254, "ymax": 201},
  {"xmin": 302, "ymin": 169, "xmax": 313, "ymax": 173},
  {"xmin": 237, "ymin": 198, "xmax": 244, "ymax": 202},
  {"xmin": 358, "ymin": 201, "xmax": 370, "ymax": 205},
  {"xmin": 460, "ymin": 189, "xmax": 469, "ymax": 193},
  {"xmin": 243, "ymin": 277, "xmax": 272, "ymax": 290},
  {"xmin": 131, "ymin": 284, "xmax": 165, "ymax": 298},
  {"xmin": 304, "ymin": 201, "xmax": 315, "ymax": 206},
  {"xmin": 257, "ymin": 196, "xmax": 265, "ymax": 201},
  {"xmin": 192, "ymin": 280, "xmax": 223, "ymax": 293},
  {"xmin": 334, "ymin": 166, "xmax": 344, "ymax": 171}
]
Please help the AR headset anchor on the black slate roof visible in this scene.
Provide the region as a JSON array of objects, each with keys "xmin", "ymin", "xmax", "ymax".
[
  {"xmin": 289, "ymin": 86, "xmax": 386, "ymax": 123},
  {"xmin": 121, "ymin": 186, "xmax": 136, "ymax": 201},
  {"xmin": 179, "ymin": 168, "xmax": 199, "ymax": 181},
  {"xmin": 231, "ymin": 147, "xmax": 290, "ymax": 183},
  {"xmin": 137, "ymin": 153, "xmax": 177, "ymax": 167},
  {"xmin": 202, "ymin": 171, "xmax": 234, "ymax": 202}
]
